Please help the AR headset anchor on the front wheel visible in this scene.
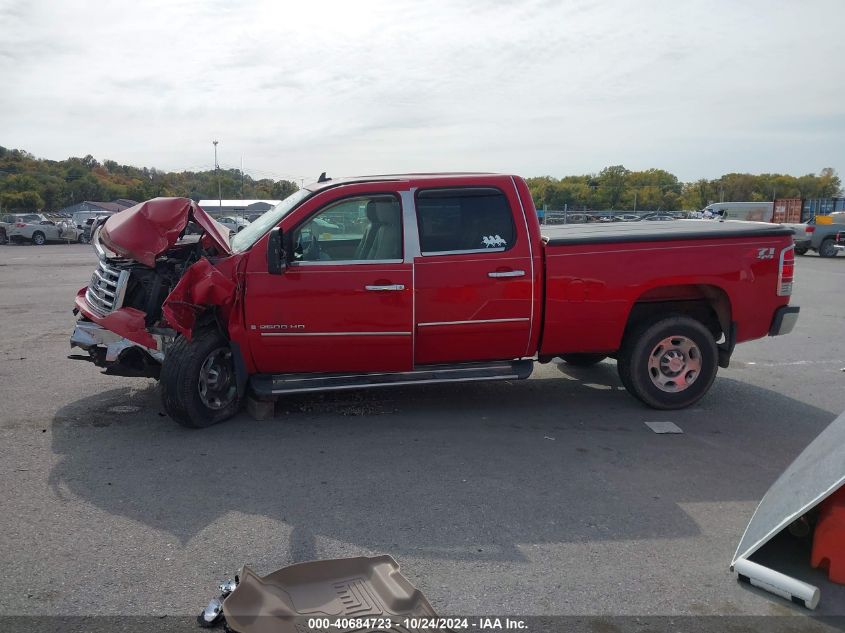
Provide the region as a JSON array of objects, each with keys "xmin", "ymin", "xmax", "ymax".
[
  {"xmin": 617, "ymin": 315, "xmax": 718, "ymax": 410},
  {"xmin": 818, "ymin": 238, "xmax": 838, "ymax": 258},
  {"xmin": 160, "ymin": 329, "xmax": 243, "ymax": 428}
]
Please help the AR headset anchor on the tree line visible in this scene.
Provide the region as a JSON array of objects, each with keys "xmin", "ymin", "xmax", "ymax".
[
  {"xmin": 0, "ymin": 147, "xmax": 299, "ymax": 212},
  {"xmin": 0, "ymin": 146, "xmax": 841, "ymax": 213},
  {"xmin": 527, "ymin": 165, "xmax": 841, "ymax": 212}
]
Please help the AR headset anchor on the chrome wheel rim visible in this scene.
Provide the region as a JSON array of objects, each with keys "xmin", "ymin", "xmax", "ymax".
[
  {"xmin": 198, "ymin": 347, "xmax": 236, "ymax": 410},
  {"xmin": 647, "ymin": 335, "xmax": 702, "ymax": 393}
]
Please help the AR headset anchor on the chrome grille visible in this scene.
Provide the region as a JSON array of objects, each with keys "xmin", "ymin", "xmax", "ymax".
[{"xmin": 85, "ymin": 259, "xmax": 129, "ymax": 315}]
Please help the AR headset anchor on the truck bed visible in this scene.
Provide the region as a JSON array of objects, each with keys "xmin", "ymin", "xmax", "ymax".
[
  {"xmin": 542, "ymin": 219, "xmax": 793, "ymax": 245},
  {"xmin": 538, "ymin": 219, "xmax": 794, "ymax": 360}
]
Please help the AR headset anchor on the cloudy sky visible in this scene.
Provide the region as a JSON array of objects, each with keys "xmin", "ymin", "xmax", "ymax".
[{"xmin": 1, "ymin": 0, "xmax": 843, "ymax": 182}]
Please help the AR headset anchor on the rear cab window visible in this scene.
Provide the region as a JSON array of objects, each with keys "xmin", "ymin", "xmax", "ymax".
[{"xmin": 415, "ymin": 188, "xmax": 515, "ymax": 255}]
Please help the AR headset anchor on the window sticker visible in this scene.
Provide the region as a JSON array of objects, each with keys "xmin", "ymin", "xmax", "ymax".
[{"xmin": 482, "ymin": 235, "xmax": 507, "ymax": 248}]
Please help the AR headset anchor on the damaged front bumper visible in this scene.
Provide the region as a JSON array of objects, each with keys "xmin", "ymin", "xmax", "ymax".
[{"xmin": 70, "ymin": 320, "xmax": 168, "ymax": 378}]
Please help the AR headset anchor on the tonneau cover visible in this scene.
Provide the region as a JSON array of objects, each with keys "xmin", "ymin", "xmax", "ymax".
[{"xmin": 543, "ymin": 219, "xmax": 793, "ymax": 246}]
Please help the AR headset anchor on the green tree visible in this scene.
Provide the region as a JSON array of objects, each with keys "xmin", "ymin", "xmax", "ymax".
[
  {"xmin": 0, "ymin": 190, "xmax": 44, "ymax": 211},
  {"xmin": 597, "ymin": 165, "xmax": 629, "ymax": 209}
]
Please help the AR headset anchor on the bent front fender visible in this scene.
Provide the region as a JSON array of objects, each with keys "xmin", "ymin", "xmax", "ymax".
[{"xmin": 161, "ymin": 257, "xmax": 237, "ymax": 339}]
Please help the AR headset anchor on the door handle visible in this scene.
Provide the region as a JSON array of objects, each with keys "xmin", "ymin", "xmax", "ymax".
[
  {"xmin": 365, "ymin": 284, "xmax": 405, "ymax": 291},
  {"xmin": 488, "ymin": 270, "xmax": 526, "ymax": 278}
]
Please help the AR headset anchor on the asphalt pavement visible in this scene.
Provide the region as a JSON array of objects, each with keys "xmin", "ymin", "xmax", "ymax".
[{"xmin": 0, "ymin": 243, "xmax": 843, "ymax": 625}]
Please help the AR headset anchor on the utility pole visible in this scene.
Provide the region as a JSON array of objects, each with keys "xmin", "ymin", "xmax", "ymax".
[{"xmin": 213, "ymin": 140, "xmax": 221, "ymax": 213}]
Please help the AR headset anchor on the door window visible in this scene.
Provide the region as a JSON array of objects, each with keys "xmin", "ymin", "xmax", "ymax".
[
  {"xmin": 292, "ymin": 195, "xmax": 402, "ymax": 262},
  {"xmin": 415, "ymin": 188, "xmax": 515, "ymax": 255}
]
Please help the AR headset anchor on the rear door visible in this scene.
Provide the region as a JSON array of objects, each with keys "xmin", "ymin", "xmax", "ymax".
[{"xmin": 412, "ymin": 183, "xmax": 534, "ymax": 365}]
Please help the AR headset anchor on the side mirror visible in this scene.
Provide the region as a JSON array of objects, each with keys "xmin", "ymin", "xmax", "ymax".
[{"xmin": 267, "ymin": 227, "xmax": 286, "ymax": 275}]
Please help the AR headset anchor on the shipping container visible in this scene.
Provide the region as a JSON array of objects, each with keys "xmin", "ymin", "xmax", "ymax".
[
  {"xmin": 803, "ymin": 197, "xmax": 845, "ymax": 220},
  {"xmin": 772, "ymin": 198, "xmax": 803, "ymax": 224}
]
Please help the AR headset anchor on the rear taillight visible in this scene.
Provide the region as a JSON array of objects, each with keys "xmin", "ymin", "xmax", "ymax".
[
  {"xmin": 805, "ymin": 225, "xmax": 815, "ymax": 234},
  {"xmin": 15, "ymin": 222, "xmax": 26, "ymax": 228},
  {"xmin": 777, "ymin": 244, "xmax": 794, "ymax": 296}
]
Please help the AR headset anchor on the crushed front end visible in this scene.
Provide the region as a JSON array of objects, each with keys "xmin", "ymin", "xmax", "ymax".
[{"xmin": 70, "ymin": 197, "xmax": 233, "ymax": 378}]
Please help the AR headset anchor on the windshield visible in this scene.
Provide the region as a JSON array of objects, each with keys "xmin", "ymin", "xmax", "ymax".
[{"xmin": 230, "ymin": 189, "xmax": 312, "ymax": 253}]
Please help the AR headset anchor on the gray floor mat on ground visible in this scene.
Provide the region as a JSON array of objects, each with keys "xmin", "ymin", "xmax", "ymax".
[{"xmin": 223, "ymin": 555, "xmax": 438, "ymax": 633}]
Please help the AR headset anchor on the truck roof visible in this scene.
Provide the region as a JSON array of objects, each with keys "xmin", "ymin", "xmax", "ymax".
[
  {"xmin": 543, "ymin": 219, "xmax": 793, "ymax": 246},
  {"xmin": 303, "ymin": 172, "xmax": 507, "ymax": 192}
]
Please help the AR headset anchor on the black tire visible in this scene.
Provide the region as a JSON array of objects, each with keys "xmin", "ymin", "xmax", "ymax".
[
  {"xmin": 559, "ymin": 353, "xmax": 607, "ymax": 366},
  {"xmin": 32, "ymin": 231, "xmax": 46, "ymax": 246},
  {"xmin": 77, "ymin": 233, "xmax": 86, "ymax": 243},
  {"xmin": 794, "ymin": 245, "xmax": 809, "ymax": 256},
  {"xmin": 617, "ymin": 315, "xmax": 718, "ymax": 410},
  {"xmin": 818, "ymin": 238, "xmax": 838, "ymax": 258},
  {"xmin": 160, "ymin": 329, "xmax": 243, "ymax": 428}
]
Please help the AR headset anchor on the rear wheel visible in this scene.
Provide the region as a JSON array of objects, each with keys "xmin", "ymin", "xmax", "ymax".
[
  {"xmin": 617, "ymin": 315, "xmax": 718, "ymax": 410},
  {"xmin": 819, "ymin": 238, "xmax": 838, "ymax": 258},
  {"xmin": 32, "ymin": 231, "xmax": 46, "ymax": 246},
  {"xmin": 160, "ymin": 329, "xmax": 243, "ymax": 428},
  {"xmin": 559, "ymin": 353, "xmax": 607, "ymax": 366},
  {"xmin": 794, "ymin": 245, "xmax": 809, "ymax": 256}
]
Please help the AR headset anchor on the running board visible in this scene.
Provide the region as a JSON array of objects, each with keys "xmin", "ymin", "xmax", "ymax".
[{"xmin": 250, "ymin": 359, "xmax": 534, "ymax": 397}]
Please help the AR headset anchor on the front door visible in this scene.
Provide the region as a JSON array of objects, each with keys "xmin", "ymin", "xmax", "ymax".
[
  {"xmin": 244, "ymin": 192, "xmax": 413, "ymax": 374},
  {"xmin": 412, "ymin": 185, "xmax": 534, "ymax": 365}
]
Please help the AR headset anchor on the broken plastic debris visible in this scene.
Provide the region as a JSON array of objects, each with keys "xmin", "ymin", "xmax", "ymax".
[
  {"xmin": 218, "ymin": 578, "xmax": 238, "ymax": 597},
  {"xmin": 197, "ymin": 597, "xmax": 223, "ymax": 628}
]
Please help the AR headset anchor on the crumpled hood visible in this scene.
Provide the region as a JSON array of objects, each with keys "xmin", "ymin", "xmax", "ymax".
[{"xmin": 99, "ymin": 197, "xmax": 231, "ymax": 267}]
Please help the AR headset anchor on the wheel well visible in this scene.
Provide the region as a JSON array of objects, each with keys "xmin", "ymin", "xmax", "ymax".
[
  {"xmin": 625, "ymin": 285, "xmax": 731, "ymax": 342},
  {"xmin": 192, "ymin": 308, "xmax": 227, "ymax": 340}
]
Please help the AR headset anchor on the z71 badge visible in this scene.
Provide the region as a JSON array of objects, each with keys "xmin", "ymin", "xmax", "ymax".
[{"xmin": 757, "ymin": 247, "xmax": 775, "ymax": 260}]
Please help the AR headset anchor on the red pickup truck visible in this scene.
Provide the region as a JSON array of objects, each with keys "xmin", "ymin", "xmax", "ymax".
[{"xmin": 70, "ymin": 173, "xmax": 799, "ymax": 428}]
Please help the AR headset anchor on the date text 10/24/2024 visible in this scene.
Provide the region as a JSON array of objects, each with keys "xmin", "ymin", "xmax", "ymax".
[{"xmin": 306, "ymin": 617, "xmax": 528, "ymax": 630}]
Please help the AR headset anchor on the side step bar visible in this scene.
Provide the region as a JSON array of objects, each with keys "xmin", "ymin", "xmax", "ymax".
[{"xmin": 250, "ymin": 359, "xmax": 534, "ymax": 397}]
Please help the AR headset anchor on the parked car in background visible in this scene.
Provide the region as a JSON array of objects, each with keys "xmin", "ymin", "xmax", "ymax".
[
  {"xmin": 0, "ymin": 213, "xmax": 15, "ymax": 243},
  {"xmin": 701, "ymin": 202, "xmax": 774, "ymax": 222},
  {"xmin": 6, "ymin": 213, "xmax": 83, "ymax": 244},
  {"xmin": 82, "ymin": 215, "xmax": 112, "ymax": 243},
  {"xmin": 217, "ymin": 216, "xmax": 251, "ymax": 233},
  {"xmin": 613, "ymin": 214, "xmax": 642, "ymax": 222},
  {"xmin": 642, "ymin": 213, "xmax": 676, "ymax": 221},
  {"xmin": 796, "ymin": 213, "xmax": 845, "ymax": 257}
]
